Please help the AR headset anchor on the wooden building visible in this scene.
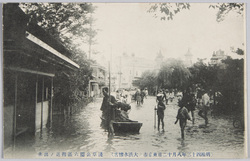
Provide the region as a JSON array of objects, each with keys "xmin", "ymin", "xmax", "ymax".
[
  {"xmin": 89, "ymin": 63, "xmax": 107, "ymax": 97},
  {"xmin": 3, "ymin": 4, "xmax": 79, "ymax": 150}
]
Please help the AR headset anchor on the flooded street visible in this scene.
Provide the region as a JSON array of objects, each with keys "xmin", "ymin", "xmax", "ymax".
[
  {"xmin": 12, "ymin": 96, "xmax": 245, "ymax": 158},
  {"xmin": 3, "ymin": 2, "xmax": 247, "ymax": 160}
]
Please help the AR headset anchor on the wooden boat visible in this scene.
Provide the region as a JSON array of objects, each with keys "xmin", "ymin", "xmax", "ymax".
[
  {"xmin": 100, "ymin": 116, "xmax": 143, "ymax": 133},
  {"xmin": 112, "ymin": 121, "xmax": 143, "ymax": 133}
]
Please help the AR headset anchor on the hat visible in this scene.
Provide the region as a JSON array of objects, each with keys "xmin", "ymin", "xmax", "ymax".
[{"xmin": 103, "ymin": 87, "xmax": 109, "ymax": 92}]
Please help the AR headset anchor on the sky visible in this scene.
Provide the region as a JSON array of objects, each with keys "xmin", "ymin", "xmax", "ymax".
[{"xmin": 88, "ymin": 3, "xmax": 245, "ymax": 64}]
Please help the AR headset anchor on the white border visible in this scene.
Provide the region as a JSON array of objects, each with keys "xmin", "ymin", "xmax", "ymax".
[{"xmin": 0, "ymin": 1, "xmax": 249, "ymax": 161}]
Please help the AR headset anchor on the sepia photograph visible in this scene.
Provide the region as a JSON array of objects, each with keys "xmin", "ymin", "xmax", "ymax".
[{"xmin": 1, "ymin": 1, "xmax": 248, "ymax": 159}]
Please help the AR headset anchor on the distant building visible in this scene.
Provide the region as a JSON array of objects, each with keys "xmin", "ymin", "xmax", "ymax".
[
  {"xmin": 112, "ymin": 52, "xmax": 155, "ymax": 89},
  {"xmin": 98, "ymin": 50, "xmax": 172, "ymax": 90},
  {"xmin": 210, "ymin": 49, "xmax": 227, "ymax": 65},
  {"xmin": 155, "ymin": 50, "xmax": 164, "ymax": 71},
  {"xmin": 184, "ymin": 48, "xmax": 193, "ymax": 67}
]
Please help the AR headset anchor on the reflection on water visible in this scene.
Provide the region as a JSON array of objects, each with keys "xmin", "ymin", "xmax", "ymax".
[
  {"xmin": 177, "ymin": 139, "xmax": 188, "ymax": 152},
  {"xmin": 11, "ymin": 96, "xmax": 245, "ymax": 158}
]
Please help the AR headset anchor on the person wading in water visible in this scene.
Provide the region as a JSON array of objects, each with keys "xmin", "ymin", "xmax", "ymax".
[
  {"xmin": 155, "ymin": 90, "xmax": 166, "ymax": 131},
  {"xmin": 175, "ymin": 99, "xmax": 191, "ymax": 139},
  {"xmin": 100, "ymin": 87, "xmax": 117, "ymax": 134}
]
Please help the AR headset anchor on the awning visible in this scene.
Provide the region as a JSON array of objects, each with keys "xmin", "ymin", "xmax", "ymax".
[{"xmin": 26, "ymin": 31, "xmax": 80, "ymax": 69}]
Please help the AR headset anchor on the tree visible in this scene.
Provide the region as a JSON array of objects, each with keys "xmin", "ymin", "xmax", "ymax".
[
  {"xmin": 209, "ymin": 3, "xmax": 244, "ymax": 22},
  {"xmin": 231, "ymin": 47, "xmax": 244, "ymax": 55},
  {"xmin": 158, "ymin": 59, "xmax": 191, "ymax": 91},
  {"xmin": 188, "ymin": 58, "xmax": 220, "ymax": 91},
  {"xmin": 20, "ymin": 3, "xmax": 97, "ymax": 113},
  {"xmin": 189, "ymin": 57, "xmax": 244, "ymax": 115},
  {"xmin": 148, "ymin": 3, "xmax": 190, "ymax": 20},
  {"xmin": 217, "ymin": 57, "xmax": 244, "ymax": 114},
  {"xmin": 149, "ymin": 3, "xmax": 244, "ymax": 22},
  {"xmin": 20, "ymin": 3, "xmax": 96, "ymax": 46},
  {"xmin": 132, "ymin": 70, "xmax": 157, "ymax": 95}
]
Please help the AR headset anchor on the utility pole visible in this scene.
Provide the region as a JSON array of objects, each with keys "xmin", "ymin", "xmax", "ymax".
[
  {"xmin": 88, "ymin": 23, "xmax": 92, "ymax": 60},
  {"xmin": 109, "ymin": 61, "xmax": 111, "ymax": 97},
  {"xmin": 88, "ymin": 15, "xmax": 93, "ymax": 60},
  {"xmin": 118, "ymin": 56, "xmax": 122, "ymax": 89},
  {"xmin": 110, "ymin": 45, "xmax": 113, "ymax": 92}
]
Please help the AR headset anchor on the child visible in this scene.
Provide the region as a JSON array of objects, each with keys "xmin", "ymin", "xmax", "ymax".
[
  {"xmin": 175, "ymin": 99, "xmax": 191, "ymax": 139},
  {"xmin": 155, "ymin": 98, "xmax": 166, "ymax": 131}
]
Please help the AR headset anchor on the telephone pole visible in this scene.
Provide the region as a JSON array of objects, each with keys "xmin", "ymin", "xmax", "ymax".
[{"xmin": 118, "ymin": 56, "xmax": 122, "ymax": 89}]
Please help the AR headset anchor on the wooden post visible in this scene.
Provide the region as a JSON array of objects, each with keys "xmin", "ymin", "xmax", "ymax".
[
  {"xmin": 50, "ymin": 77, "xmax": 53, "ymax": 128},
  {"xmin": 213, "ymin": 91, "xmax": 216, "ymax": 110},
  {"xmin": 89, "ymin": 80, "xmax": 91, "ymax": 98},
  {"xmin": 154, "ymin": 105, "xmax": 156, "ymax": 129},
  {"xmin": 108, "ymin": 61, "xmax": 112, "ymax": 135},
  {"xmin": 40, "ymin": 77, "xmax": 44, "ymax": 132},
  {"xmin": 13, "ymin": 74, "xmax": 18, "ymax": 151},
  {"xmin": 35, "ymin": 75, "xmax": 38, "ymax": 133}
]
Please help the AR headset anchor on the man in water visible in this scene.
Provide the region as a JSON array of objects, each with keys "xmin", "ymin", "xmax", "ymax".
[
  {"xmin": 100, "ymin": 87, "xmax": 117, "ymax": 133},
  {"xmin": 175, "ymin": 99, "xmax": 191, "ymax": 139},
  {"xmin": 155, "ymin": 90, "xmax": 166, "ymax": 131},
  {"xmin": 182, "ymin": 87, "xmax": 196, "ymax": 124},
  {"xmin": 198, "ymin": 90, "xmax": 210, "ymax": 126}
]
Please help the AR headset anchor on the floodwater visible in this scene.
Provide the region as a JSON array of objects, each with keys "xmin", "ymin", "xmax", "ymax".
[{"xmin": 10, "ymin": 96, "xmax": 246, "ymax": 158}]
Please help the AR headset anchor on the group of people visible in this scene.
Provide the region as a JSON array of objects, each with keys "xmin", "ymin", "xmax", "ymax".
[
  {"xmin": 116, "ymin": 89, "xmax": 132, "ymax": 104},
  {"xmin": 100, "ymin": 87, "xmax": 132, "ymax": 134},
  {"xmin": 155, "ymin": 87, "xmax": 211, "ymax": 139},
  {"xmin": 134, "ymin": 88, "xmax": 148, "ymax": 106},
  {"xmin": 101, "ymin": 86, "xmax": 212, "ymax": 139}
]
